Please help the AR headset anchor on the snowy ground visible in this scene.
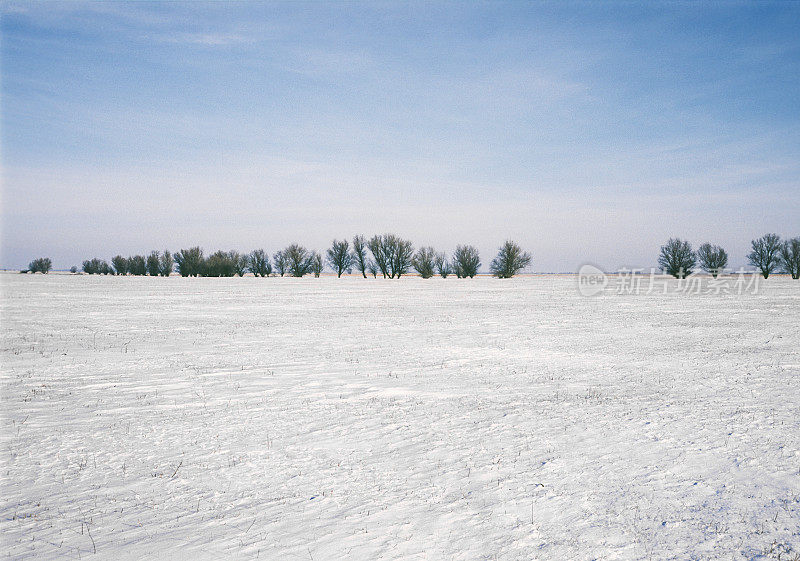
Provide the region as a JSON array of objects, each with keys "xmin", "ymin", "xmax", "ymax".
[{"xmin": 1, "ymin": 273, "xmax": 799, "ymax": 560}]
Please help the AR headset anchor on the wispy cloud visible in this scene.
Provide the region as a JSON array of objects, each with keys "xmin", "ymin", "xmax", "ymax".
[{"xmin": 151, "ymin": 32, "xmax": 256, "ymax": 46}]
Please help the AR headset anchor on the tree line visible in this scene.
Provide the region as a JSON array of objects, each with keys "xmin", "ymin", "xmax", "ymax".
[
  {"xmin": 26, "ymin": 236, "xmax": 532, "ymax": 278},
  {"xmin": 658, "ymin": 234, "xmax": 800, "ymax": 279},
  {"xmin": 23, "ymin": 232, "xmax": 799, "ymax": 280}
]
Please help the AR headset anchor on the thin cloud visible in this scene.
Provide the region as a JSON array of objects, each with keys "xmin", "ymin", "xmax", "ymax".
[{"xmin": 150, "ymin": 32, "xmax": 256, "ymax": 46}]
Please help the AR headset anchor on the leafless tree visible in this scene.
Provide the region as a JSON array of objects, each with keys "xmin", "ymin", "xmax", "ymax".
[
  {"xmin": 203, "ymin": 250, "xmax": 237, "ymax": 277},
  {"xmin": 490, "ymin": 240, "xmax": 531, "ymax": 278},
  {"xmin": 367, "ymin": 260, "xmax": 378, "ymax": 278},
  {"xmin": 146, "ymin": 251, "xmax": 161, "ymax": 276},
  {"xmin": 159, "ymin": 250, "xmax": 173, "ymax": 276},
  {"xmin": 28, "ymin": 257, "xmax": 52, "ymax": 273},
  {"xmin": 779, "ymin": 236, "xmax": 800, "ymax": 280},
  {"xmin": 367, "ymin": 235, "xmax": 389, "ymax": 278},
  {"xmin": 283, "ymin": 244, "xmax": 314, "ymax": 277},
  {"xmin": 311, "ymin": 251, "xmax": 323, "ymax": 277},
  {"xmin": 434, "ymin": 252, "xmax": 451, "ymax": 278},
  {"xmin": 248, "ymin": 249, "xmax": 272, "ymax": 277},
  {"xmin": 352, "ymin": 235, "xmax": 369, "ymax": 278},
  {"xmin": 82, "ymin": 258, "xmax": 111, "ymax": 275},
  {"xmin": 748, "ymin": 233, "xmax": 782, "ymax": 279},
  {"xmin": 273, "ymin": 250, "xmax": 287, "ymax": 277},
  {"xmin": 412, "ymin": 247, "xmax": 437, "ymax": 278},
  {"xmin": 230, "ymin": 251, "xmax": 248, "ymax": 277},
  {"xmin": 111, "ymin": 255, "xmax": 128, "ymax": 276},
  {"xmin": 393, "ymin": 238, "xmax": 414, "ymax": 278},
  {"xmin": 368, "ymin": 234, "xmax": 413, "ymax": 278},
  {"xmin": 452, "ymin": 245, "xmax": 480, "ymax": 278},
  {"xmin": 128, "ymin": 255, "xmax": 147, "ymax": 276},
  {"xmin": 174, "ymin": 247, "xmax": 204, "ymax": 277},
  {"xmin": 658, "ymin": 238, "xmax": 696, "ymax": 279},
  {"xmin": 696, "ymin": 243, "xmax": 728, "ymax": 278},
  {"xmin": 327, "ymin": 239, "xmax": 352, "ymax": 277}
]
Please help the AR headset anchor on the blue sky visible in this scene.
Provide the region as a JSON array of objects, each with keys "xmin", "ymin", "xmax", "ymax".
[{"xmin": 2, "ymin": 1, "xmax": 798, "ymax": 271}]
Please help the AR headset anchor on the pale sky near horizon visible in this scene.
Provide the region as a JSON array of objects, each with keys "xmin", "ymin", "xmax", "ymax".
[{"xmin": 2, "ymin": 1, "xmax": 798, "ymax": 272}]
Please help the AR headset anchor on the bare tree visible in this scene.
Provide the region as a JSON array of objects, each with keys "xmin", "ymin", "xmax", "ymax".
[
  {"xmin": 368, "ymin": 234, "xmax": 413, "ymax": 279},
  {"xmin": 203, "ymin": 251, "xmax": 236, "ymax": 277},
  {"xmin": 82, "ymin": 258, "xmax": 110, "ymax": 275},
  {"xmin": 111, "ymin": 255, "xmax": 128, "ymax": 276},
  {"xmin": 146, "ymin": 251, "xmax": 161, "ymax": 276},
  {"xmin": 273, "ymin": 250, "xmax": 287, "ymax": 277},
  {"xmin": 367, "ymin": 260, "xmax": 378, "ymax": 278},
  {"xmin": 412, "ymin": 247, "xmax": 436, "ymax": 278},
  {"xmin": 159, "ymin": 250, "xmax": 173, "ymax": 276},
  {"xmin": 174, "ymin": 247, "xmax": 204, "ymax": 277},
  {"xmin": 311, "ymin": 251, "xmax": 323, "ymax": 277},
  {"xmin": 434, "ymin": 252, "xmax": 451, "ymax": 278},
  {"xmin": 658, "ymin": 238, "xmax": 696, "ymax": 279},
  {"xmin": 128, "ymin": 255, "xmax": 147, "ymax": 276},
  {"xmin": 230, "ymin": 251, "xmax": 248, "ymax": 277},
  {"xmin": 452, "ymin": 245, "xmax": 480, "ymax": 278},
  {"xmin": 248, "ymin": 249, "xmax": 272, "ymax": 277},
  {"xmin": 367, "ymin": 235, "xmax": 390, "ymax": 278},
  {"xmin": 28, "ymin": 257, "xmax": 53, "ymax": 274},
  {"xmin": 352, "ymin": 235, "xmax": 369, "ymax": 278},
  {"xmin": 696, "ymin": 243, "xmax": 728, "ymax": 278},
  {"xmin": 490, "ymin": 240, "xmax": 531, "ymax": 278},
  {"xmin": 779, "ymin": 237, "xmax": 800, "ymax": 280},
  {"xmin": 748, "ymin": 233, "xmax": 782, "ymax": 279},
  {"xmin": 391, "ymin": 237, "xmax": 414, "ymax": 278},
  {"xmin": 283, "ymin": 244, "xmax": 314, "ymax": 277},
  {"xmin": 327, "ymin": 239, "xmax": 352, "ymax": 278}
]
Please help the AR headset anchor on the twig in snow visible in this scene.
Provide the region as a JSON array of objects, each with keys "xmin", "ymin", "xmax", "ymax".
[
  {"xmin": 84, "ymin": 521, "xmax": 96, "ymax": 554},
  {"xmin": 170, "ymin": 460, "xmax": 183, "ymax": 478}
]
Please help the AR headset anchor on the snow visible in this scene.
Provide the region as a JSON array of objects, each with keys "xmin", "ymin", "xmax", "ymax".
[{"xmin": 1, "ymin": 273, "xmax": 799, "ymax": 560}]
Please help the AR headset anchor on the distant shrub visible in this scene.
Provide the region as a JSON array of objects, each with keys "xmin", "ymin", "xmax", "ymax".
[
  {"xmin": 128, "ymin": 255, "xmax": 147, "ymax": 276},
  {"xmin": 248, "ymin": 249, "xmax": 272, "ymax": 277},
  {"xmin": 310, "ymin": 251, "xmax": 323, "ymax": 278},
  {"xmin": 453, "ymin": 245, "xmax": 480, "ymax": 278},
  {"xmin": 146, "ymin": 251, "xmax": 161, "ymax": 276},
  {"xmin": 412, "ymin": 247, "xmax": 436, "ymax": 279},
  {"xmin": 111, "ymin": 255, "xmax": 128, "ymax": 276},
  {"xmin": 434, "ymin": 252, "xmax": 451, "ymax": 278},
  {"xmin": 174, "ymin": 247, "xmax": 204, "ymax": 277},
  {"xmin": 69, "ymin": 266, "xmax": 78, "ymax": 274},
  {"xmin": 82, "ymin": 258, "xmax": 110, "ymax": 275},
  {"xmin": 204, "ymin": 250, "xmax": 237, "ymax": 277},
  {"xmin": 159, "ymin": 250, "xmax": 173, "ymax": 276},
  {"xmin": 231, "ymin": 251, "xmax": 248, "ymax": 277},
  {"xmin": 490, "ymin": 241, "xmax": 531, "ymax": 278},
  {"xmin": 28, "ymin": 257, "xmax": 53, "ymax": 274}
]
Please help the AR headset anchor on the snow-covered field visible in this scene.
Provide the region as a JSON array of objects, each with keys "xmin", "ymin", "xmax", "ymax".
[{"xmin": 1, "ymin": 273, "xmax": 798, "ymax": 560}]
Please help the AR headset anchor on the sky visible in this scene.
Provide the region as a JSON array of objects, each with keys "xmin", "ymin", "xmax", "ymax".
[{"xmin": 2, "ymin": 1, "xmax": 798, "ymax": 272}]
